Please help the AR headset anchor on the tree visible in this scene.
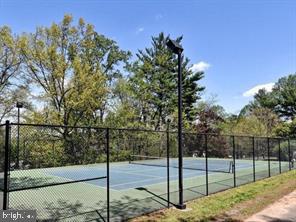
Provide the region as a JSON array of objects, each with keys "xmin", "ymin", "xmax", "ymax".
[
  {"xmin": 0, "ymin": 26, "xmax": 21, "ymax": 93},
  {"xmin": 271, "ymin": 74, "xmax": 296, "ymax": 120},
  {"xmin": 82, "ymin": 29, "xmax": 131, "ymax": 124},
  {"xmin": 238, "ymin": 106, "xmax": 279, "ymax": 136},
  {"xmin": 189, "ymin": 99, "xmax": 229, "ymax": 158},
  {"xmin": 0, "ymin": 26, "xmax": 27, "ymax": 122},
  {"xmin": 130, "ymin": 32, "xmax": 204, "ymax": 130},
  {"xmin": 222, "ymin": 115, "xmax": 269, "ymax": 136},
  {"xmin": 250, "ymin": 74, "xmax": 296, "ymax": 121},
  {"xmin": 251, "ymin": 107, "xmax": 279, "ymax": 135},
  {"xmin": 274, "ymin": 119, "xmax": 296, "ymax": 138},
  {"xmin": 20, "ymin": 15, "xmax": 132, "ymax": 163},
  {"xmin": 194, "ymin": 99, "xmax": 226, "ymax": 134},
  {"xmin": 0, "ymin": 86, "xmax": 31, "ymax": 122},
  {"xmin": 21, "ymin": 15, "xmax": 130, "ymax": 127},
  {"xmin": 105, "ymin": 77, "xmax": 141, "ymax": 128},
  {"xmin": 239, "ymin": 74, "xmax": 296, "ymax": 137}
]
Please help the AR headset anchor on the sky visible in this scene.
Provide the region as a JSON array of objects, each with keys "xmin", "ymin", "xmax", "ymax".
[{"xmin": 1, "ymin": 0, "xmax": 296, "ymax": 114}]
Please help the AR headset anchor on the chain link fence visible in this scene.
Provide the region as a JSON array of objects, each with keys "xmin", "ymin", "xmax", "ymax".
[
  {"xmin": 1, "ymin": 121, "xmax": 295, "ymax": 221},
  {"xmin": 0, "ymin": 124, "xmax": 5, "ymax": 210}
]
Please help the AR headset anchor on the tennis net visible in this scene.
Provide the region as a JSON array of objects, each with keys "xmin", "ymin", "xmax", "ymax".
[{"xmin": 129, "ymin": 155, "xmax": 233, "ymax": 173}]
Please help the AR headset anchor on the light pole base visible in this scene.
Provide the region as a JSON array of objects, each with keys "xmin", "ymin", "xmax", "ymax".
[{"xmin": 175, "ymin": 204, "xmax": 186, "ymax": 210}]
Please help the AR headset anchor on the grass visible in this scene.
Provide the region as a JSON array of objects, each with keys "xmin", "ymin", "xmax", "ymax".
[{"xmin": 132, "ymin": 170, "xmax": 296, "ymax": 222}]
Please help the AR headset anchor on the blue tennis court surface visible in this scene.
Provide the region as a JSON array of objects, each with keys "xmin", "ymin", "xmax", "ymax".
[{"xmin": 44, "ymin": 159, "xmax": 253, "ymax": 190}]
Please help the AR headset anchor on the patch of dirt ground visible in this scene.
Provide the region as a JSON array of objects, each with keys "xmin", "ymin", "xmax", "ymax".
[
  {"xmin": 216, "ymin": 179, "xmax": 296, "ymax": 222},
  {"xmin": 244, "ymin": 190, "xmax": 296, "ymax": 222}
]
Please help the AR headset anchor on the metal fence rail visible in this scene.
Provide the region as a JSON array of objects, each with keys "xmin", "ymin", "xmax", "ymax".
[{"xmin": 0, "ymin": 121, "xmax": 295, "ymax": 221}]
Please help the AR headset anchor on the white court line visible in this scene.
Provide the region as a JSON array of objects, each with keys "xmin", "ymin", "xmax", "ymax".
[
  {"xmin": 36, "ymin": 162, "xmax": 232, "ymax": 191},
  {"xmin": 14, "ymin": 169, "xmax": 120, "ymax": 193},
  {"xmin": 112, "ymin": 165, "xmax": 177, "ymax": 174},
  {"xmin": 110, "ymin": 176, "xmax": 167, "ymax": 188},
  {"xmin": 113, "ymin": 163, "xmax": 230, "ymax": 174},
  {"xmin": 110, "ymin": 164, "xmax": 235, "ymax": 190},
  {"xmin": 110, "ymin": 169, "xmax": 207, "ymax": 189},
  {"xmin": 109, "ymin": 168, "xmax": 163, "ymax": 179},
  {"xmin": 111, "ymin": 165, "xmax": 167, "ymax": 174},
  {"xmin": 119, "ymin": 169, "xmax": 233, "ymax": 191}
]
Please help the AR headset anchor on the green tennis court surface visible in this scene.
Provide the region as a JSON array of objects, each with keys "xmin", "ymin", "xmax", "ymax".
[{"xmin": 5, "ymin": 158, "xmax": 291, "ymax": 221}]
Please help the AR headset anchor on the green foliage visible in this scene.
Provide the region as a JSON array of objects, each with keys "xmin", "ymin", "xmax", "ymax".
[
  {"xmin": 241, "ymin": 74, "xmax": 296, "ymax": 137},
  {"xmin": 274, "ymin": 122, "xmax": 290, "ymax": 138},
  {"xmin": 21, "ymin": 15, "xmax": 130, "ymax": 127},
  {"xmin": 194, "ymin": 98, "xmax": 226, "ymax": 134},
  {"xmin": 105, "ymin": 77, "xmax": 142, "ymax": 128},
  {"xmin": 251, "ymin": 108, "xmax": 279, "ymax": 133},
  {"xmin": 269, "ymin": 75, "xmax": 296, "ymax": 120},
  {"xmin": 222, "ymin": 107, "xmax": 279, "ymax": 137},
  {"xmin": 221, "ymin": 115, "xmax": 266, "ymax": 136},
  {"xmin": 0, "ymin": 17, "xmax": 199, "ymax": 164},
  {"xmin": 0, "ymin": 26, "xmax": 29, "ymax": 122},
  {"xmin": 250, "ymin": 74, "xmax": 296, "ymax": 121},
  {"xmin": 274, "ymin": 119, "xmax": 296, "ymax": 138},
  {"xmin": 0, "ymin": 26, "xmax": 21, "ymax": 93},
  {"xmin": 130, "ymin": 32, "xmax": 204, "ymax": 130},
  {"xmin": 0, "ymin": 86, "xmax": 31, "ymax": 122},
  {"xmin": 1, "ymin": 17, "xmax": 206, "ymax": 133}
]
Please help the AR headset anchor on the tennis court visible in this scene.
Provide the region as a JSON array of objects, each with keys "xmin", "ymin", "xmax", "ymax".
[
  {"xmin": 9, "ymin": 157, "xmax": 242, "ymax": 191},
  {"xmin": 6, "ymin": 157, "xmax": 291, "ymax": 221},
  {"xmin": 0, "ymin": 123, "xmax": 295, "ymax": 221}
]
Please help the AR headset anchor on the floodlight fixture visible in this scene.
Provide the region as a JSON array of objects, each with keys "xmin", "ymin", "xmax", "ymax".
[
  {"xmin": 166, "ymin": 39, "xmax": 183, "ymax": 55},
  {"xmin": 16, "ymin": 101, "xmax": 23, "ymax": 108}
]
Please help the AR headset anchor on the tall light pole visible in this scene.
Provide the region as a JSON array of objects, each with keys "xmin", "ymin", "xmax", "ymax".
[
  {"xmin": 16, "ymin": 101, "xmax": 23, "ymax": 169},
  {"xmin": 166, "ymin": 38, "xmax": 186, "ymax": 209}
]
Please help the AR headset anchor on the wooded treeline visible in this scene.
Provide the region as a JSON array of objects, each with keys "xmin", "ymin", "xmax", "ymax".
[{"xmin": 1, "ymin": 15, "xmax": 296, "ymax": 138}]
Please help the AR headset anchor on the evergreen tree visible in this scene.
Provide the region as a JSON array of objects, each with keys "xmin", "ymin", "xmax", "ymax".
[
  {"xmin": 130, "ymin": 32, "xmax": 204, "ymax": 130},
  {"xmin": 242, "ymin": 74, "xmax": 296, "ymax": 121}
]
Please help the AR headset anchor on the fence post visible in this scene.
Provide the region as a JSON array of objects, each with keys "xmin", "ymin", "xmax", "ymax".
[
  {"xmin": 3, "ymin": 120, "xmax": 10, "ymax": 210},
  {"xmin": 205, "ymin": 134, "xmax": 208, "ymax": 196},
  {"xmin": 288, "ymin": 138, "xmax": 291, "ymax": 171},
  {"xmin": 252, "ymin": 137, "xmax": 256, "ymax": 182},
  {"xmin": 278, "ymin": 138, "xmax": 281, "ymax": 174},
  {"xmin": 232, "ymin": 136, "xmax": 236, "ymax": 187},
  {"xmin": 166, "ymin": 122, "xmax": 170, "ymax": 208},
  {"xmin": 106, "ymin": 128, "xmax": 110, "ymax": 222},
  {"xmin": 267, "ymin": 138, "xmax": 271, "ymax": 177}
]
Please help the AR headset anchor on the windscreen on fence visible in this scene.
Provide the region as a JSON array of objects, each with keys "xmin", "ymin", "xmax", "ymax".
[{"xmin": 8, "ymin": 123, "xmax": 108, "ymax": 221}]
